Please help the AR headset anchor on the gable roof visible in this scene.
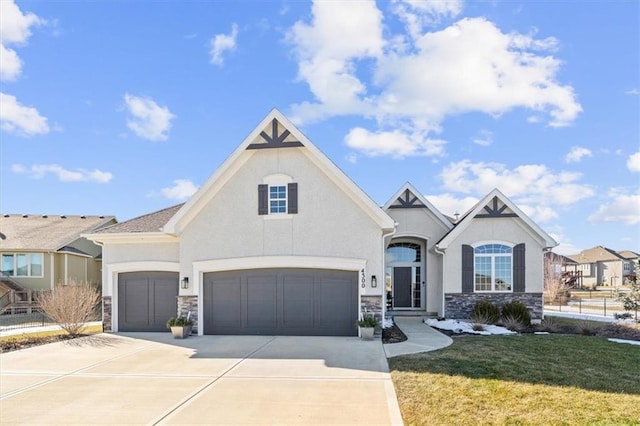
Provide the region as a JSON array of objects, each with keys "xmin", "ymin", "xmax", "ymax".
[
  {"xmin": 567, "ymin": 246, "xmax": 627, "ymax": 263},
  {"xmin": 0, "ymin": 214, "xmax": 115, "ymax": 251},
  {"xmin": 383, "ymin": 182, "xmax": 453, "ymax": 231},
  {"xmin": 163, "ymin": 109, "xmax": 395, "ymax": 234},
  {"xmin": 436, "ymin": 188, "xmax": 557, "ymax": 250},
  {"xmin": 617, "ymin": 250, "xmax": 640, "ymax": 260},
  {"xmin": 95, "ymin": 204, "xmax": 183, "ymax": 234}
]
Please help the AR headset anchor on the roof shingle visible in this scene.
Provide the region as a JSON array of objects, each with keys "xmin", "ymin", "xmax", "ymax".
[{"xmin": 95, "ymin": 204, "xmax": 183, "ymax": 234}]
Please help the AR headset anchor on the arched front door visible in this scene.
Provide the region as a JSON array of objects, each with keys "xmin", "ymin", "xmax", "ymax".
[{"xmin": 385, "ymin": 241, "xmax": 425, "ymax": 310}]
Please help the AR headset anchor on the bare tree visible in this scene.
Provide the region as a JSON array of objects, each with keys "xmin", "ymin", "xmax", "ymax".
[
  {"xmin": 38, "ymin": 280, "xmax": 100, "ymax": 336},
  {"xmin": 544, "ymin": 252, "xmax": 567, "ymax": 303}
]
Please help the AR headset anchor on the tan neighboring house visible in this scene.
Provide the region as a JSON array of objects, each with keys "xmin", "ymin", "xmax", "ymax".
[
  {"xmin": 0, "ymin": 214, "xmax": 116, "ymax": 293},
  {"xmin": 564, "ymin": 246, "xmax": 639, "ymax": 287}
]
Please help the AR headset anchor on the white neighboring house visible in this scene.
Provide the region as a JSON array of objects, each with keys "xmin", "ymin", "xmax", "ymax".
[
  {"xmin": 85, "ymin": 109, "xmax": 557, "ymax": 335},
  {"xmin": 563, "ymin": 246, "xmax": 640, "ymax": 287}
]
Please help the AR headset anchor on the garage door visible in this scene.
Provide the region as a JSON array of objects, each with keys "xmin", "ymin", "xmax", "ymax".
[
  {"xmin": 203, "ymin": 268, "xmax": 358, "ymax": 336},
  {"xmin": 118, "ymin": 271, "xmax": 179, "ymax": 332}
]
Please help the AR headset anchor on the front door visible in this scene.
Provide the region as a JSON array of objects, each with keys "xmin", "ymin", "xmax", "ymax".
[{"xmin": 386, "ymin": 241, "xmax": 425, "ymax": 310}]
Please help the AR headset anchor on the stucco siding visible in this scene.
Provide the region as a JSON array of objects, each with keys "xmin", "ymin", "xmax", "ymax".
[
  {"xmin": 102, "ymin": 242, "xmax": 179, "ymax": 265},
  {"xmin": 180, "ymin": 148, "xmax": 384, "ymax": 296},
  {"xmin": 442, "ymin": 217, "xmax": 546, "ymax": 293}
]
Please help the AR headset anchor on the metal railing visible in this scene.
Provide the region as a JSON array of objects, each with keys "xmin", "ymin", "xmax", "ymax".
[
  {"xmin": 544, "ymin": 295, "xmax": 638, "ymax": 320},
  {"xmin": 0, "ymin": 306, "xmax": 54, "ymax": 332}
]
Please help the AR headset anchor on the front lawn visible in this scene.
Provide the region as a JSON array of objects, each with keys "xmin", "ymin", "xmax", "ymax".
[{"xmin": 389, "ymin": 335, "xmax": 640, "ymax": 425}]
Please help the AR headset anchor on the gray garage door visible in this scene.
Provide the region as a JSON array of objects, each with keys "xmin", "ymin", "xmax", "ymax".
[
  {"xmin": 203, "ymin": 268, "xmax": 358, "ymax": 336},
  {"xmin": 118, "ymin": 271, "xmax": 179, "ymax": 332}
]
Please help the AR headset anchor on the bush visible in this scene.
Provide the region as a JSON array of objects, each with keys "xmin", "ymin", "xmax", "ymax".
[
  {"xmin": 37, "ymin": 281, "xmax": 101, "ymax": 336},
  {"xmin": 502, "ymin": 315, "xmax": 524, "ymax": 332},
  {"xmin": 540, "ymin": 316, "xmax": 561, "ymax": 333},
  {"xmin": 166, "ymin": 316, "xmax": 193, "ymax": 328},
  {"xmin": 501, "ymin": 300, "xmax": 531, "ymax": 326},
  {"xmin": 574, "ymin": 319, "xmax": 598, "ymax": 336},
  {"xmin": 357, "ymin": 315, "xmax": 379, "ymax": 328},
  {"xmin": 472, "ymin": 300, "xmax": 500, "ymax": 324}
]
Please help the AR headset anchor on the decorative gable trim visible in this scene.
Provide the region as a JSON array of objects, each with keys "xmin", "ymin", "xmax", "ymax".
[
  {"xmin": 383, "ymin": 182, "xmax": 453, "ymax": 231},
  {"xmin": 475, "ymin": 196, "xmax": 518, "ymax": 218},
  {"xmin": 247, "ymin": 118, "xmax": 304, "ymax": 150},
  {"xmin": 389, "ymin": 189, "xmax": 426, "ymax": 209},
  {"xmin": 436, "ymin": 188, "xmax": 557, "ymax": 250},
  {"xmin": 163, "ymin": 109, "xmax": 395, "ymax": 234}
]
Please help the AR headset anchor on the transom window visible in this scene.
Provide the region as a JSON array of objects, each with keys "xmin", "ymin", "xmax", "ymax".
[
  {"xmin": 269, "ymin": 185, "xmax": 287, "ymax": 214},
  {"xmin": 474, "ymin": 244, "xmax": 512, "ymax": 292},
  {"xmin": 386, "ymin": 242, "xmax": 421, "ymax": 263},
  {"xmin": 1, "ymin": 253, "xmax": 44, "ymax": 277}
]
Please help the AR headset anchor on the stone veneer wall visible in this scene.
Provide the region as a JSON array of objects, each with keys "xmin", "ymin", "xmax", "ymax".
[
  {"xmin": 361, "ymin": 295, "xmax": 383, "ymax": 334},
  {"xmin": 444, "ymin": 293, "xmax": 543, "ymax": 322},
  {"xmin": 177, "ymin": 295, "xmax": 198, "ymax": 334},
  {"xmin": 102, "ymin": 296, "xmax": 112, "ymax": 332}
]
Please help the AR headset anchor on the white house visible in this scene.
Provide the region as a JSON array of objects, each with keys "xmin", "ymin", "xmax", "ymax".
[{"xmin": 85, "ymin": 109, "xmax": 556, "ymax": 335}]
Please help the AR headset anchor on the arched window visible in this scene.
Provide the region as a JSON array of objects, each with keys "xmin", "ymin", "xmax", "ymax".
[
  {"xmin": 474, "ymin": 244, "xmax": 512, "ymax": 292},
  {"xmin": 386, "ymin": 242, "xmax": 421, "ymax": 263}
]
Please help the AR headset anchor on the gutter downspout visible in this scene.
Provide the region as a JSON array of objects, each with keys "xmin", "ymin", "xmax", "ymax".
[
  {"xmin": 381, "ymin": 225, "xmax": 397, "ymax": 321},
  {"xmin": 434, "ymin": 244, "xmax": 445, "ymax": 318}
]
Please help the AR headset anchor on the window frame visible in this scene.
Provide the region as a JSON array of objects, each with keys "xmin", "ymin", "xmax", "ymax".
[
  {"xmin": 473, "ymin": 243, "xmax": 514, "ymax": 293},
  {"xmin": 268, "ymin": 185, "xmax": 288, "ymax": 214},
  {"xmin": 1, "ymin": 253, "xmax": 45, "ymax": 278}
]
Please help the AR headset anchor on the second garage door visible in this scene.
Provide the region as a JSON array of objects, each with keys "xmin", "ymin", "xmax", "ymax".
[
  {"xmin": 203, "ymin": 268, "xmax": 358, "ymax": 336},
  {"xmin": 118, "ymin": 271, "xmax": 179, "ymax": 332}
]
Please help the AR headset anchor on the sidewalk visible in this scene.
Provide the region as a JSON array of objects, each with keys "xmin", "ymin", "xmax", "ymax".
[{"xmin": 383, "ymin": 317, "xmax": 452, "ymax": 357}]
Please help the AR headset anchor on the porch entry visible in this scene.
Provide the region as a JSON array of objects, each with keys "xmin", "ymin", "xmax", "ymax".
[{"xmin": 385, "ymin": 241, "xmax": 425, "ymax": 309}]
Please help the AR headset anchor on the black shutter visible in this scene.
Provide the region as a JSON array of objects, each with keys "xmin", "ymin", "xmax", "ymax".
[
  {"xmin": 287, "ymin": 182, "xmax": 298, "ymax": 214},
  {"xmin": 513, "ymin": 243, "xmax": 525, "ymax": 292},
  {"xmin": 258, "ymin": 184, "xmax": 268, "ymax": 215},
  {"xmin": 462, "ymin": 244, "xmax": 474, "ymax": 293}
]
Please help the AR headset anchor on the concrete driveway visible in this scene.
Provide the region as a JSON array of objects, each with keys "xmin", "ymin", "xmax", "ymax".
[{"xmin": 0, "ymin": 333, "xmax": 403, "ymax": 425}]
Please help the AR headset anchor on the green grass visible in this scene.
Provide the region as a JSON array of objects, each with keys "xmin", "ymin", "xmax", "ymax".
[{"xmin": 389, "ymin": 335, "xmax": 640, "ymax": 425}]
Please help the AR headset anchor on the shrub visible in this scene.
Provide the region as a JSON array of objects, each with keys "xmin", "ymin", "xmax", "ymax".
[
  {"xmin": 501, "ymin": 300, "xmax": 531, "ymax": 326},
  {"xmin": 614, "ymin": 312, "xmax": 633, "ymax": 321},
  {"xmin": 37, "ymin": 281, "xmax": 101, "ymax": 336},
  {"xmin": 502, "ymin": 315, "xmax": 524, "ymax": 332},
  {"xmin": 472, "ymin": 300, "xmax": 500, "ymax": 324},
  {"xmin": 166, "ymin": 315, "xmax": 193, "ymax": 328},
  {"xmin": 357, "ymin": 315, "xmax": 379, "ymax": 328},
  {"xmin": 540, "ymin": 316, "xmax": 561, "ymax": 333},
  {"xmin": 574, "ymin": 319, "xmax": 598, "ymax": 336},
  {"xmin": 471, "ymin": 322, "xmax": 486, "ymax": 332}
]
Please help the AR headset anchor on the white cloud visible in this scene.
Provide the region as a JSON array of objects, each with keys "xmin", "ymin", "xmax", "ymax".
[
  {"xmin": 627, "ymin": 151, "xmax": 640, "ymax": 172},
  {"xmin": 548, "ymin": 228, "xmax": 581, "ymax": 255},
  {"xmin": 438, "ymin": 159, "xmax": 594, "ymax": 222},
  {"xmin": 392, "ymin": 0, "xmax": 463, "ymax": 39},
  {"xmin": 588, "ymin": 189, "xmax": 640, "ymax": 225},
  {"xmin": 0, "ymin": 0, "xmax": 44, "ymax": 81},
  {"xmin": 564, "ymin": 146, "xmax": 592, "ymax": 163},
  {"xmin": 123, "ymin": 94, "xmax": 175, "ymax": 141},
  {"xmin": 160, "ymin": 179, "xmax": 198, "ymax": 200},
  {"xmin": 287, "ymin": 3, "xmax": 582, "ymax": 158},
  {"xmin": 472, "ymin": 129, "xmax": 493, "ymax": 146},
  {"xmin": 209, "ymin": 23, "xmax": 238, "ymax": 66},
  {"xmin": 625, "ymin": 88, "xmax": 639, "ymax": 95},
  {"xmin": 426, "ymin": 193, "xmax": 478, "ymax": 218},
  {"xmin": 345, "ymin": 127, "xmax": 446, "ymax": 158},
  {"xmin": 12, "ymin": 163, "xmax": 113, "ymax": 183},
  {"xmin": 0, "ymin": 92, "xmax": 49, "ymax": 136}
]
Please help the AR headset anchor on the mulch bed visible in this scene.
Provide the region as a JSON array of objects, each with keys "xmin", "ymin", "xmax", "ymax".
[
  {"xmin": 382, "ymin": 324, "xmax": 408, "ymax": 344},
  {"xmin": 0, "ymin": 334, "xmax": 83, "ymax": 353}
]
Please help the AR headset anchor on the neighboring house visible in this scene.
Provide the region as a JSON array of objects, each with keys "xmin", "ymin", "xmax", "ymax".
[
  {"xmin": 85, "ymin": 109, "xmax": 556, "ymax": 335},
  {"xmin": 564, "ymin": 246, "xmax": 639, "ymax": 287},
  {"xmin": 0, "ymin": 214, "xmax": 116, "ymax": 293}
]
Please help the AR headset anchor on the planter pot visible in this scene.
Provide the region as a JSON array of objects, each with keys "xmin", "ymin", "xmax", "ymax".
[
  {"xmin": 170, "ymin": 326, "xmax": 190, "ymax": 339},
  {"xmin": 359, "ymin": 326, "xmax": 375, "ymax": 340}
]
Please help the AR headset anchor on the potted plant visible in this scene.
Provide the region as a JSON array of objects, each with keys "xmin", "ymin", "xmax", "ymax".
[
  {"xmin": 166, "ymin": 315, "xmax": 194, "ymax": 339},
  {"xmin": 356, "ymin": 315, "xmax": 379, "ymax": 340}
]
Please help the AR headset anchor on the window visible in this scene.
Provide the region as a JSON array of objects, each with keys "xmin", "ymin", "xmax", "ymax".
[
  {"xmin": 1, "ymin": 253, "xmax": 44, "ymax": 277},
  {"xmin": 258, "ymin": 178, "xmax": 298, "ymax": 216},
  {"xmin": 474, "ymin": 244, "xmax": 512, "ymax": 292},
  {"xmin": 624, "ymin": 262, "xmax": 631, "ymax": 272},
  {"xmin": 269, "ymin": 185, "xmax": 287, "ymax": 214}
]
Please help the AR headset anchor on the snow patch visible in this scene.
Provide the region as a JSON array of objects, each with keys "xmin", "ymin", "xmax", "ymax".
[
  {"xmin": 383, "ymin": 318, "xmax": 394, "ymax": 329},
  {"xmin": 608, "ymin": 338, "xmax": 640, "ymax": 346},
  {"xmin": 425, "ymin": 318, "xmax": 516, "ymax": 335}
]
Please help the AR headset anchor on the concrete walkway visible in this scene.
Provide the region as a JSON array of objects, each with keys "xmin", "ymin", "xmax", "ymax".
[
  {"xmin": 383, "ymin": 317, "xmax": 453, "ymax": 358},
  {"xmin": 1, "ymin": 333, "xmax": 403, "ymax": 425}
]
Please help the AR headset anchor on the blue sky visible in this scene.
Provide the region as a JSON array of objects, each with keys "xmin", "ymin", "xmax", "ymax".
[{"xmin": 1, "ymin": 0, "xmax": 638, "ymax": 255}]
